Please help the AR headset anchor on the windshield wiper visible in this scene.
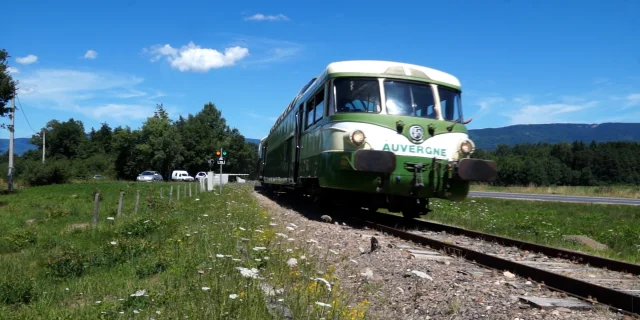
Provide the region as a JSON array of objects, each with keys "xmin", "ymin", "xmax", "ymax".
[{"xmin": 446, "ymin": 117, "xmax": 473, "ymax": 131}]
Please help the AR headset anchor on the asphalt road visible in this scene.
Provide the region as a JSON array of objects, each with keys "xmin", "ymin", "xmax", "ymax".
[{"xmin": 467, "ymin": 191, "xmax": 640, "ymax": 206}]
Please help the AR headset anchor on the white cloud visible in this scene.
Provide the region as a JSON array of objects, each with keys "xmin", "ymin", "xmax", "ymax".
[
  {"xmin": 76, "ymin": 103, "xmax": 156, "ymax": 121},
  {"xmin": 244, "ymin": 13, "xmax": 289, "ymax": 21},
  {"xmin": 248, "ymin": 112, "xmax": 277, "ymax": 122},
  {"xmin": 592, "ymin": 77, "xmax": 612, "ymax": 85},
  {"xmin": 14, "ymin": 68, "xmax": 159, "ymax": 124},
  {"xmin": 7, "ymin": 66, "xmax": 19, "ymax": 73},
  {"xmin": 83, "ymin": 50, "xmax": 98, "ymax": 59},
  {"xmin": 116, "ymin": 89, "xmax": 147, "ymax": 98},
  {"xmin": 16, "ymin": 54, "xmax": 38, "ymax": 65},
  {"xmin": 506, "ymin": 101, "xmax": 599, "ymax": 125},
  {"xmin": 476, "ymin": 97, "xmax": 505, "ymax": 112},
  {"xmin": 221, "ymin": 35, "xmax": 303, "ymax": 65},
  {"xmin": 146, "ymin": 42, "xmax": 249, "ymax": 72},
  {"xmin": 623, "ymin": 93, "xmax": 640, "ymax": 109},
  {"xmin": 512, "ymin": 95, "xmax": 532, "ymax": 105}
]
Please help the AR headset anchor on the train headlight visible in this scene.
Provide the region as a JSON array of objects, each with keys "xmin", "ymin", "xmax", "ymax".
[
  {"xmin": 350, "ymin": 130, "xmax": 365, "ymax": 145},
  {"xmin": 459, "ymin": 139, "xmax": 475, "ymax": 155}
]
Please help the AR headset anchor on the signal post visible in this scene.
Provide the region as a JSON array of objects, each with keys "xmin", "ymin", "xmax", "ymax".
[{"xmin": 214, "ymin": 149, "xmax": 228, "ymax": 194}]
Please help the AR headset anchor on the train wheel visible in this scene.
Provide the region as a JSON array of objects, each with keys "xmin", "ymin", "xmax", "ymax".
[{"xmin": 401, "ymin": 197, "xmax": 427, "ymax": 220}]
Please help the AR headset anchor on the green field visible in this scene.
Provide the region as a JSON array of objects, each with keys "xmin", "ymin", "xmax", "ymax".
[
  {"xmin": 419, "ymin": 197, "xmax": 640, "ymax": 264},
  {"xmin": 0, "ymin": 182, "xmax": 367, "ymax": 319},
  {"xmin": 470, "ymin": 183, "xmax": 640, "ymax": 199}
]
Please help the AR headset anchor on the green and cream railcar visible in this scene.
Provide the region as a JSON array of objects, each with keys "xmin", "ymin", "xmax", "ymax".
[{"xmin": 257, "ymin": 60, "xmax": 497, "ymax": 218}]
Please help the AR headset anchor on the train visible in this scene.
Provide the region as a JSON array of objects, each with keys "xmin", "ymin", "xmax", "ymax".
[{"xmin": 256, "ymin": 60, "xmax": 497, "ymax": 218}]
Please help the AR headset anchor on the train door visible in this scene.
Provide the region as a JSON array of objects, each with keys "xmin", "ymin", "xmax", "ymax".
[
  {"xmin": 293, "ymin": 104, "xmax": 304, "ymax": 183},
  {"xmin": 285, "ymin": 136, "xmax": 293, "ymax": 183},
  {"xmin": 260, "ymin": 142, "xmax": 267, "ymax": 181}
]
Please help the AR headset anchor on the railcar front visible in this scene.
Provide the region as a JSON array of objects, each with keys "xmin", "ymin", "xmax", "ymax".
[{"xmin": 316, "ymin": 70, "xmax": 497, "ymax": 218}]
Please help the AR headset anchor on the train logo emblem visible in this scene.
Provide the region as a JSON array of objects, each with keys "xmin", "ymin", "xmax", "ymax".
[{"xmin": 409, "ymin": 125, "xmax": 424, "ymax": 141}]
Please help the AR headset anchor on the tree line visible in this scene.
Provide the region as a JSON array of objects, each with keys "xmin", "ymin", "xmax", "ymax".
[
  {"xmin": 0, "ymin": 103, "xmax": 259, "ymax": 186},
  {"xmin": 472, "ymin": 140, "xmax": 640, "ymax": 186}
]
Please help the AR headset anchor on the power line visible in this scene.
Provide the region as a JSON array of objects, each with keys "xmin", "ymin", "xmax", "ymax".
[{"xmin": 15, "ymin": 95, "xmax": 38, "ymax": 134}]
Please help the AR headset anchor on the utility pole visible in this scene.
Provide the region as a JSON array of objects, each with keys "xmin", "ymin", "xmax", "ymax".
[
  {"xmin": 42, "ymin": 130, "xmax": 46, "ymax": 164},
  {"xmin": 7, "ymin": 97, "xmax": 15, "ymax": 192}
]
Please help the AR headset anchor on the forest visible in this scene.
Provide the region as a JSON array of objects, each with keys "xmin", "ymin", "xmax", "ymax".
[
  {"xmin": 472, "ymin": 140, "xmax": 640, "ymax": 187},
  {"xmin": 0, "ymin": 103, "xmax": 259, "ymax": 186}
]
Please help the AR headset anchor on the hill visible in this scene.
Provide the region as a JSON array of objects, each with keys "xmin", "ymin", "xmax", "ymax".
[
  {"xmin": 468, "ymin": 123, "xmax": 640, "ymax": 150},
  {"xmin": 0, "ymin": 138, "xmax": 38, "ymax": 155}
]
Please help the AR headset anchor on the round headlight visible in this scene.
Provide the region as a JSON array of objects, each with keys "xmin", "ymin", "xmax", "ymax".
[
  {"xmin": 351, "ymin": 130, "xmax": 365, "ymax": 145},
  {"xmin": 459, "ymin": 139, "xmax": 475, "ymax": 155}
]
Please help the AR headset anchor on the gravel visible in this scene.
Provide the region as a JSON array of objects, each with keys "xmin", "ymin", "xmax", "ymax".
[
  {"xmin": 253, "ymin": 191, "xmax": 630, "ymax": 320},
  {"xmin": 414, "ymin": 229, "xmax": 640, "ymax": 294}
]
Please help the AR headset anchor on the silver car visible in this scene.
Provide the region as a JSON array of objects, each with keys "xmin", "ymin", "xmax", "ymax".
[{"xmin": 137, "ymin": 170, "xmax": 163, "ymax": 182}]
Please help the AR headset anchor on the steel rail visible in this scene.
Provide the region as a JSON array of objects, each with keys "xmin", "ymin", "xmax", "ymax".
[
  {"xmin": 363, "ymin": 211, "xmax": 640, "ymax": 275},
  {"xmin": 351, "ymin": 215, "xmax": 640, "ymax": 315}
]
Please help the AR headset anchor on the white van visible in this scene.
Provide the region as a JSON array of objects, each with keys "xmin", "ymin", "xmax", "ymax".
[{"xmin": 171, "ymin": 170, "xmax": 194, "ymax": 181}]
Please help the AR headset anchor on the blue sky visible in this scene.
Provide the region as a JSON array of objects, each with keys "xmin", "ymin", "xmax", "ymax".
[{"xmin": 3, "ymin": 0, "xmax": 640, "ymax": 141}]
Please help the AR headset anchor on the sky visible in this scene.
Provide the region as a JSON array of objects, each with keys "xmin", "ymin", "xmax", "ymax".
[{"xmin": 2, "ymin": 0, "xmax": 640, "ymax": 141}]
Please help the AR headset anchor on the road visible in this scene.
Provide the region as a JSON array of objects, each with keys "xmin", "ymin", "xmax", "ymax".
[{"xmin": 467, "ymin": 191, "xmax": 640, "ymax": 206}]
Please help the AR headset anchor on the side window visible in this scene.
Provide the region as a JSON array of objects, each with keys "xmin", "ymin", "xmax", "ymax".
[
  {"xmin": 314, "ymin": 89, "xmax": 324, "ymax": 121},
  {"xmin": 306, "ymin": 99, "xmax": 315, "ymax": 128},
  {"xmin": 305, "ymin": 87, "xmax": 325, "ymax": 129}
]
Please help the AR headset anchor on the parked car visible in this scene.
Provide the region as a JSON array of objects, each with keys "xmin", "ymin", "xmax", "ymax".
[
  {"xmin": 195, "ymin": 172, "xmax": 208, "ymax": 180},
  {"xmin": 137, "ymin": 170, "xmax": 163, "ymax": 182},
  {"xmin": 171, "ymin": 170, "xmax": 195, "ymax": 181}
]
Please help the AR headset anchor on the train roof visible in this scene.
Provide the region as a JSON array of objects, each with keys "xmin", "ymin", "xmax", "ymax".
[
  {"xmin": 323, "ymin": 60, "xmax": 461, "ymax": 88},
  {"xmin": 265, "ymin": 60, "xmax": 461, "ymax": 135}
]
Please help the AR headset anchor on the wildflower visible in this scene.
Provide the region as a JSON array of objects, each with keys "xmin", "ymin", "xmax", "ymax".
[
  {"xmin": 286, "ymin": 258, "xmax": 298, "ymax": 267},
  {"xmin": 236, "ymin": 267, "xmax": 260, "ymax": 279},
  {"xmin": 239, "ymin": 227, "xmax": 246, "ymax": 231},
  {"xmin": 253, "ymin": 247, "xmax": 267, "ymax": 251},
  {"xmin": 201, "ymin": 287, "xmax": 211, "ymax": 291},
  {"xmin": 95, "ymin": 301, "xmax": 102, "ymax": 304},
  {"xmin": 255, "ymin": 229, "xmax": 264, "ymax": 233},
  {"xmin": 315, "ymin": 301, "xmax": 331, "ymax": 308},
  {"xmin": 203, "ymin": 214, "xmax": 209, "ymax": 217},
  {"xmin": 216, "ymin": 254, "xmax": 224, "ymax": 258},
  {"xmin": 313, "ymin": 278, "xmax": 332, "ymax": 291},
  {"xmin": 130, "ymin": 289, "xmax": 146, "ymax": 297},
  {"xmin": 107, "ymin": 217, "xmax": 115, "ymax": 221},
  {"xmin": 229, "ymin": 294, "xmax": 238, "ymax": 299},
  {"xmin": 110, "ymin": 241, "xmax": 117, "ymax": 245},
  {"xmin": 269, "ymin": 223, "xmax": 278, "ymax": 226}
]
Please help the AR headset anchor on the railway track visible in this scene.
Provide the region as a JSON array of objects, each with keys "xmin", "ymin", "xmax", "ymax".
[
  {"xmin": 346, "ymin": 210, "xmax": 640, "ymax": 316},
  {"xmin": 257, "ymin": 186, "xmax": 639, "ymax": 316}
]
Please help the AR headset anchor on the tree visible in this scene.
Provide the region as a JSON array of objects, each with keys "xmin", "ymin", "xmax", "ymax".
[{"xmin": 0, "ymin": 49, "xmax": 18, "ymax": 122}]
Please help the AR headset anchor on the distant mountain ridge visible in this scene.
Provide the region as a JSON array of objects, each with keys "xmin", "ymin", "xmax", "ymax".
[
  {"xmin": 467, "ymin": 123, "xmax": 640, "ymax": 150},
  {"xmin": 2, "ymin": 123, "xmax": 639, "ymax": 155}
]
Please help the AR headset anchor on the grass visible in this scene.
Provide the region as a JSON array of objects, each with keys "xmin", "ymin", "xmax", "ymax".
[
  {"xmin": 412, "ymin": 197, "xmax": 640, "ymax": 264},
  {"xmin": 0, "ymin": 181, "xmax": 369, "ymax": 319},
  {"xmin": 471, "ymin": 183, "xmax": 640, "ymax": 199}
]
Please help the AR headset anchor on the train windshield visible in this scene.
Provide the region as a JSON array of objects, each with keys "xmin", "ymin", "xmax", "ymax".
[
  {"xmin": 383, "ymin": 80, "xmax": 462, "ymax": 121},
  {"xmin": 334, "ymin": 78, "xmax": 381, "ymax": 113}
]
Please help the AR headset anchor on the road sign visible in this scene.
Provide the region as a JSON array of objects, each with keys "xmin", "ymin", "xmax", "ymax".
[{"xmin": 217, "ymin": 159, "xmax": 225, "ymax": 165}]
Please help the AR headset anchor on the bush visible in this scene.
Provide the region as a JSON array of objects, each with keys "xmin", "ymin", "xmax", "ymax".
[
  {"xmin": 21, "ymin": 160, "xmax": 71, "ymax": 186},
  {"xmin": 0, "ymin": 278, "xmax": 35, "ymax": 305}
]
